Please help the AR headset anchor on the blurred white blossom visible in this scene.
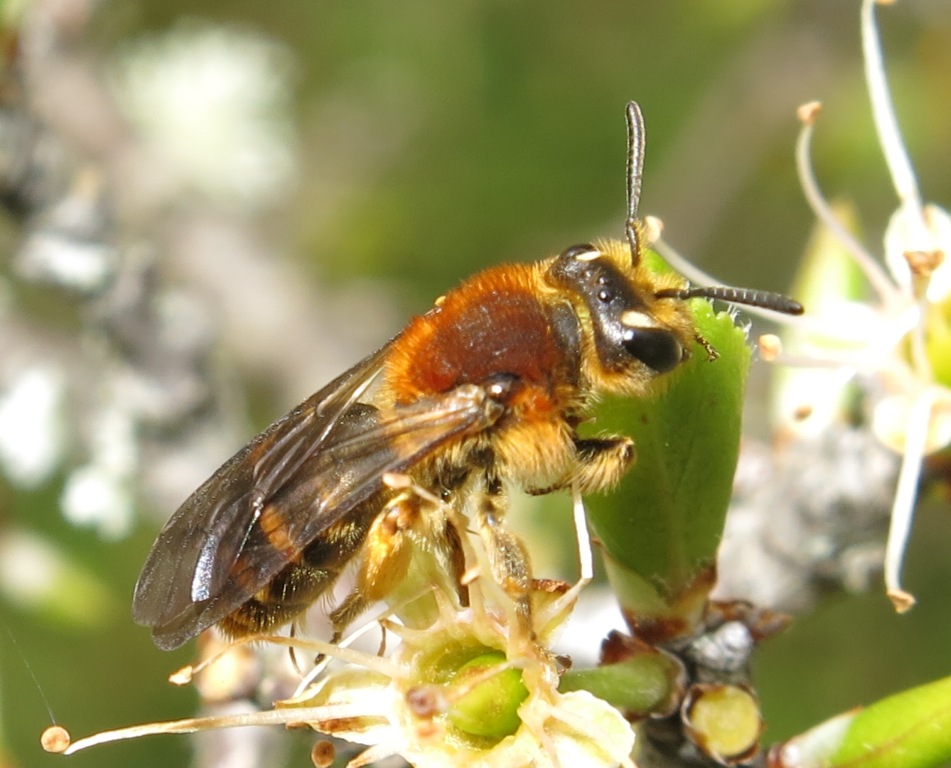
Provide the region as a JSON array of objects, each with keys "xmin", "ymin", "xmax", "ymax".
[
  {"xmin": 61, "ymin": 464, "xmax": 133, "ymax": 539},
  {"xmin": 111, "ymin": 24, "xmax": 296, "ymax": 209},
  {"xmin": 0, "ymin": 367, "xmax": 64, "ymax": 486},
  {"xmin": 1, "ymin": 7, "xmax": 306, "ymax": 549}
]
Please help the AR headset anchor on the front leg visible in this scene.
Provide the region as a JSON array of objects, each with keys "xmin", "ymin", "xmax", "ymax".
[{"xmin": 527, "ymin": 435, "xmax": 635, "ymax": 496}]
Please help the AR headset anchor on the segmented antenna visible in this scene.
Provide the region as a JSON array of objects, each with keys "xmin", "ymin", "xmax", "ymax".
[
  {"xmin": 655, "ymin": 285, "xmax": 804, "ymax": 315},
  {"xmin": 625, "ymin": 101, "xmax": 646, "ymax": 266},
  {"xmin": 623, "ymin": 103, "xmax": 803, "ymax": 318}
]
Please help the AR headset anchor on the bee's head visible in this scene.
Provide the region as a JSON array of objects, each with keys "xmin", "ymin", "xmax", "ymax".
[
  {"xmin": 544, "ymin": 102, "xmax": 803, "ymax": 396},
  {"xmin": 545, "ymin": 241, "xmax": 695, "ymax": 396},
  {"xmin": 545, "ymin": 238, "xmax": 803, "ymax": 396}
]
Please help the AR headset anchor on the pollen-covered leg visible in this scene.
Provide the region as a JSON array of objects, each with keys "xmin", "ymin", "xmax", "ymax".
[
  {"xmin": 571, "ymin": 436, "xmax": 636, "ymax": 493},
  {"xmin": 329, "ymin": 494, "xmax": 417, "ymax": 642},
  {"xmin": 526, "ymin": 436, "xmax": 635, "ymax": 496}
]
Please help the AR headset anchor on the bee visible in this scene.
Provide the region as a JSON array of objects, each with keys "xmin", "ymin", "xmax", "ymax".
[{"xmin": 133, "ymin": 102, "xmax": 803, "ymax": 652}]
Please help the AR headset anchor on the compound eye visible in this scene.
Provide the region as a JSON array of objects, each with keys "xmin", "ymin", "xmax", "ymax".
[{"xmin": 622, "ymin": 328, "xmax": 684, "ymax": 373}]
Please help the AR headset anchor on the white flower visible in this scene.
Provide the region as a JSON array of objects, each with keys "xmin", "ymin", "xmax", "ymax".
[
  {"xmin": 46, "ymin": 503, "xmax": 637, "ymax": 767},
  {"xmin": 60, "ymin": 397, "xmax": 138, "ymax": 539},
  {"xmin": 279, "ymin": 589, "xmax": 636, "ymax": 768},
  {"xmin": 0, "ymin": 367, "xmax": 64, "ymax": 487},
  {"xmin": 771, "ymin": 0, "xmax": 951, "ymax": 612},
  {"xmin": 111, "ymin": 23, "xmax": 296, "ymax": 209}
]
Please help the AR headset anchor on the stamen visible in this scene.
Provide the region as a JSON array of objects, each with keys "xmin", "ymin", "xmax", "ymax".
[
  {"xmin": 884, "ymin": 389, "xmax": 935, "ymax": 612},
  {"xmin": 572, "ymin": 484, "xmax": 593, "ymax": 583},
  {"xmin": 311, "ymin": 739, "xmax": 336, "ymax": 768},
  {"xmin": 795, "ymin": 106, "xmax": 902, "ymax": 307},
  {"xmin": 652, "ymin": 236, "xmax": 721, "ymax": 292},
  {"xmin": 290, "ymin": 609, "xmax": 409, "ymax": 699},
  {"xmin": 40, "ymin": 725, "xmax": 70, "ymax": 754},
  {"xmin": 55, "ymin": 701, "xmax": 395, "ymax": 756},
  {"xmin": 168, "ymin": 634, "xmax": 269, "ymax": 685},
  {"xmin": 642, "ymin": 215, "xmax": 664, "ymax": 246},
  {"xmin": 861, "ymin": 0, "xmax": 927, "ymax": 233},
  {"xmin": 906, "ymin": 295, "xmax": 934, "ymax": 383},
  {"xmin": 757, "ymin": 334, "xmax": 782, "ymax": 362},
  {"xmin": 250, "ymin": 634, "xmax": 400, "ymax": 679}
]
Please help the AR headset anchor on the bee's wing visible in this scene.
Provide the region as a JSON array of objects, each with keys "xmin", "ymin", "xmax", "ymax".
[{"xmin": 133, "ymin": 345, "xmax": 501, "ymax": 650}]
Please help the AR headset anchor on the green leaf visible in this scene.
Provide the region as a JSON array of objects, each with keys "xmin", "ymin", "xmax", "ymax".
[
  {"xmin": 775, "ymin": 676, "xmax": 951, "ymax": 768},
  {"xmin": 585, "ymin": 291, "xmax": 751, "ymax": 632},
  {"xmin": 830, "ymin": 675, "xmax": 951, "ymax": 768}
]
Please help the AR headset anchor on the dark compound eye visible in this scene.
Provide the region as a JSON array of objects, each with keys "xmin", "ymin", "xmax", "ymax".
[{"xmin": 622, "ymin": 327, "xmax": 683, "ymax": 373}]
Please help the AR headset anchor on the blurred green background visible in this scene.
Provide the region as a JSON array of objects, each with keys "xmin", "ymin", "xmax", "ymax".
[{"xmin": 2, "ymin": 1, "xmax": 951, "ymax": 767}]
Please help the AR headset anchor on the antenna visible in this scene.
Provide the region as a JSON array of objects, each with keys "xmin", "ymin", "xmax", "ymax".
[
  {"xmin": 625, "ymin": 101, "xmax": 646, "ymax": 266},
  {"xmin": 655, "ymin": 285, "xmax": 804, "ymax": 315},
  {"xmin": 624, "ymin": 103, "xmax": 803, "ymax": 318}
]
